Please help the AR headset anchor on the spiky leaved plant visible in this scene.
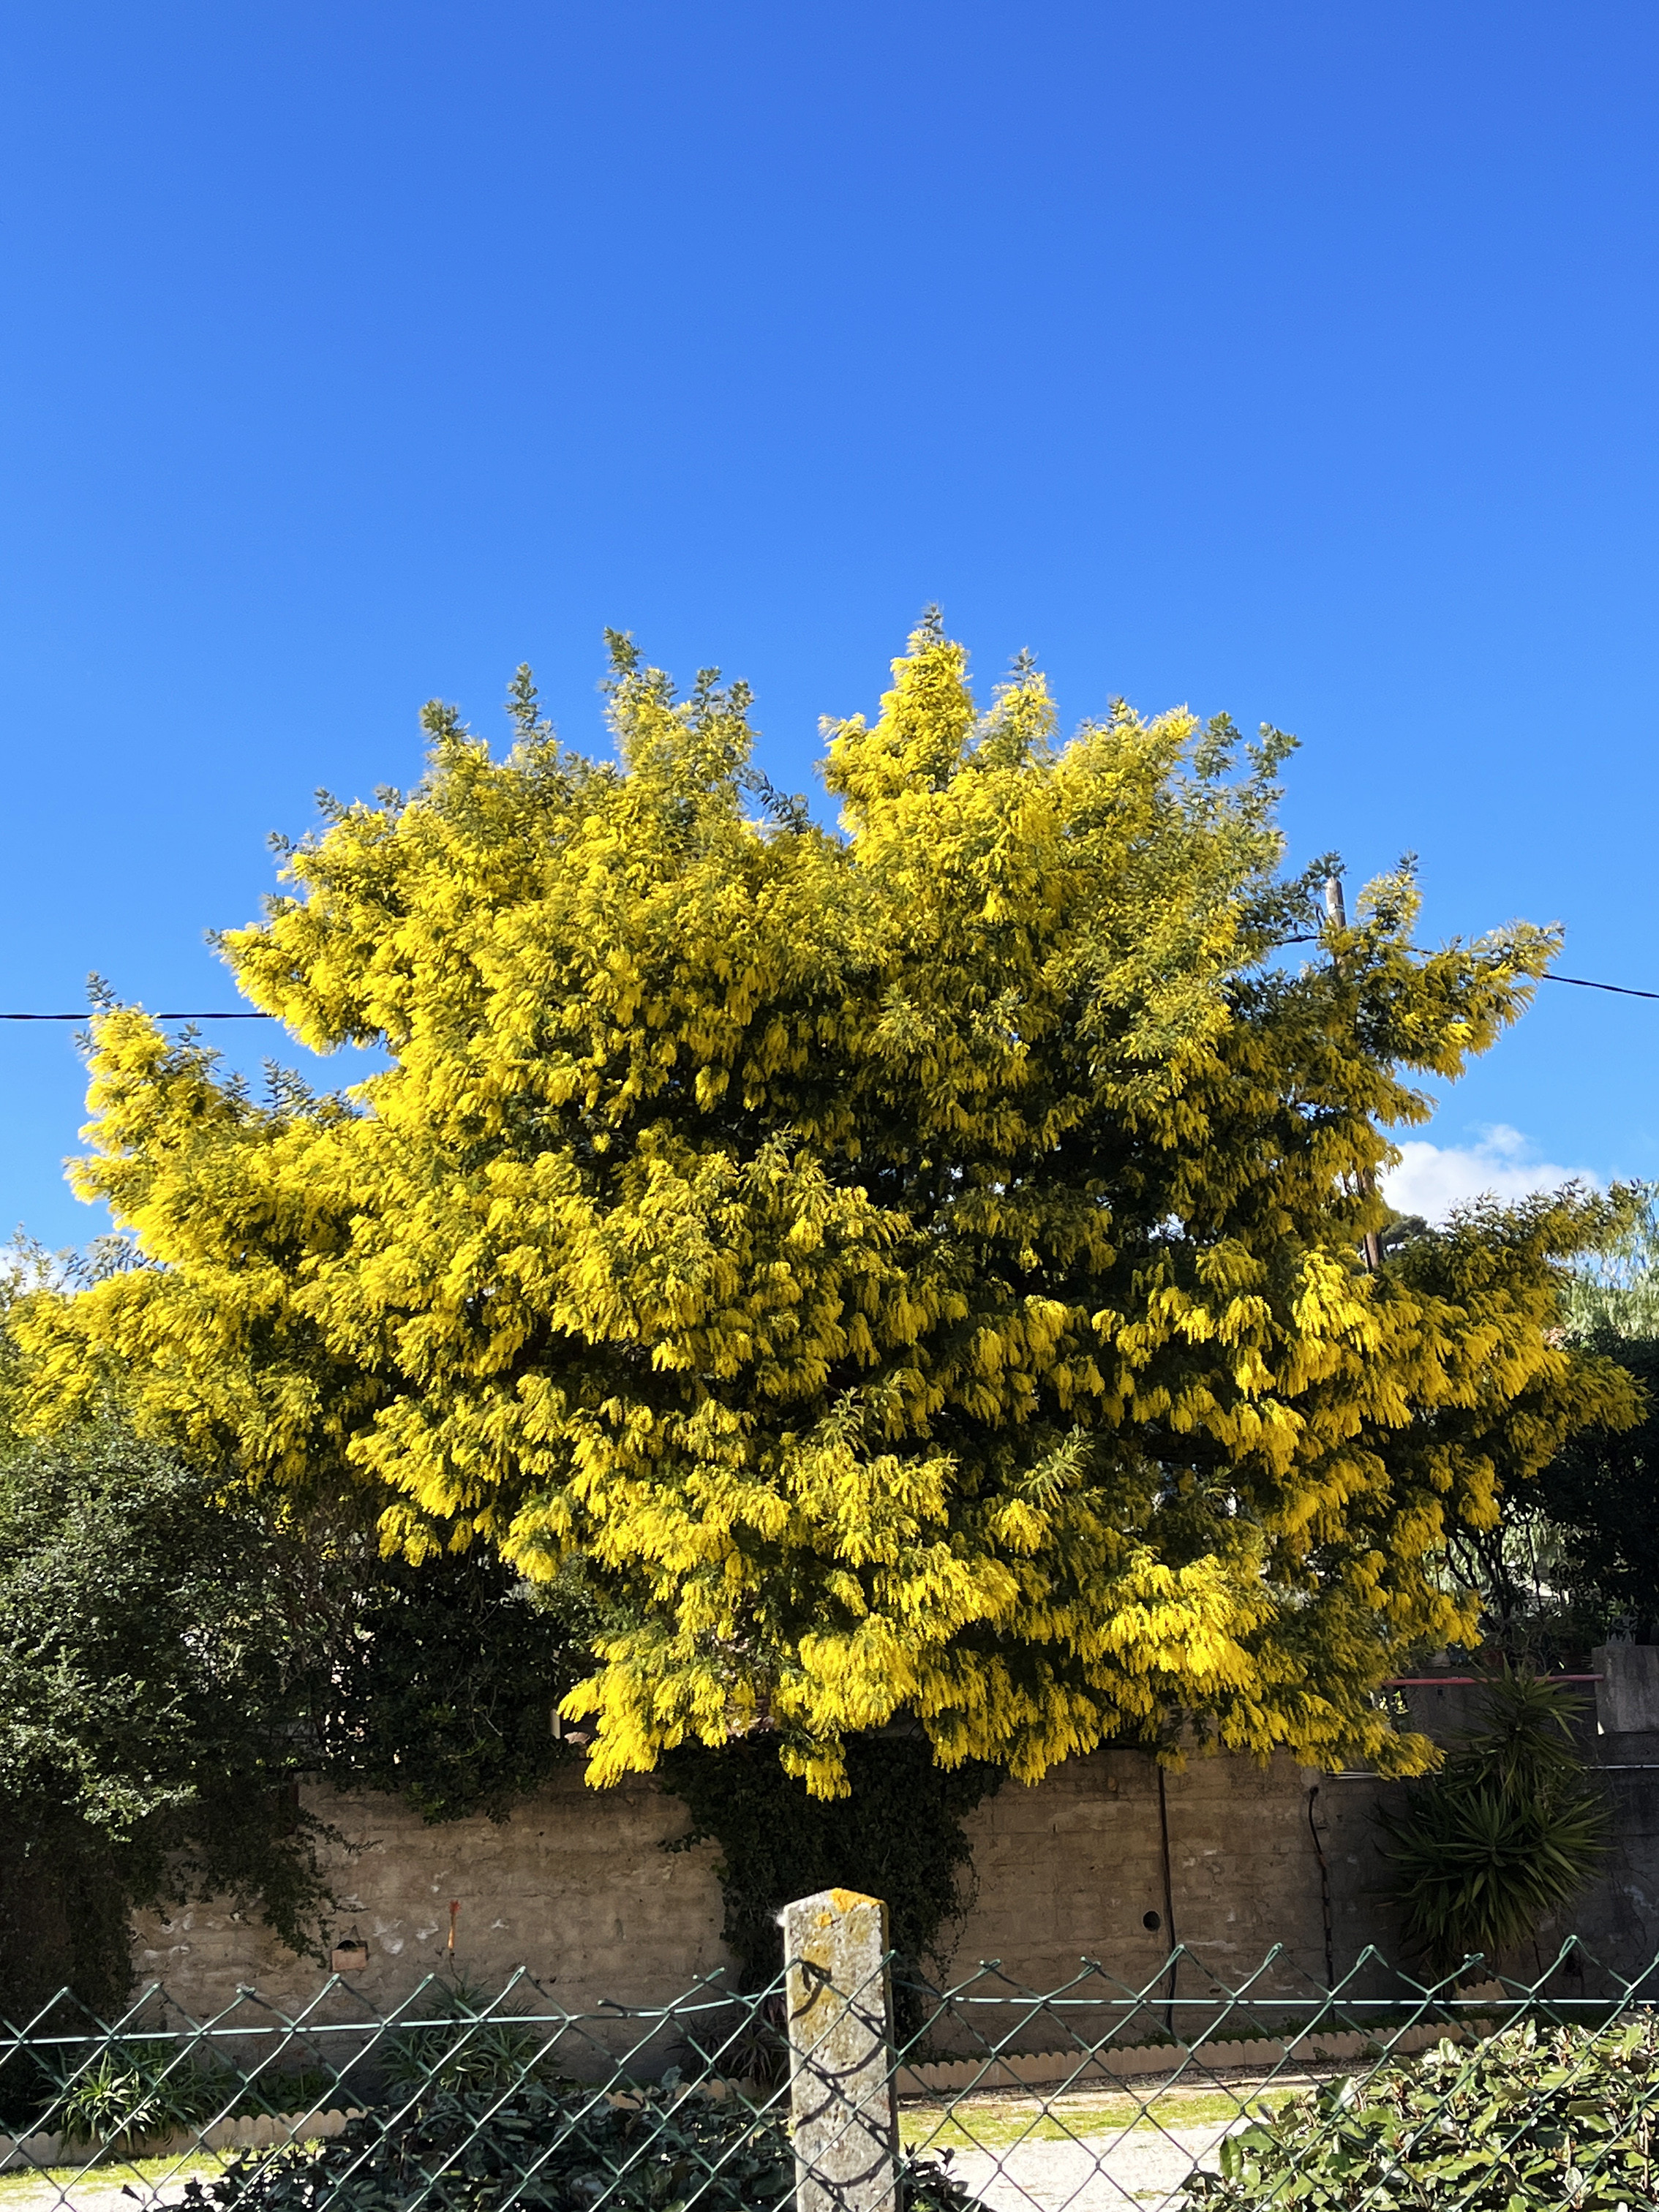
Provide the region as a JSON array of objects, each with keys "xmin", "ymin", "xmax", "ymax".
[{"xmin": 1377, "ymin": 1669, "xmax": 1608, "ymax": 1971}]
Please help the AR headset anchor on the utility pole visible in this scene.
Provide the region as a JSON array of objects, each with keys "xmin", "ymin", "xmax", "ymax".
[{"xmin": 1325, "ymin": 876, "xmax": 1383, "ymax": 1274}]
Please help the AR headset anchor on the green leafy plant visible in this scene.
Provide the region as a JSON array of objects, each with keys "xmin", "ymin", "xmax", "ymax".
[
  {"xmin": 0, "ymin": 1426, "xmax": 337, "ymax": 2015},
  {"xmin": 256, "ymin": 2066, "xmax": 343, "ymax": 2117},
  {"xmin": 0, "ymin": 1416, "xmax": 595, "ymax": 2012},
  {"xmin": 180, "ymin": 2075, "xmax": 971, "ymax": 2212},
  {"xmin": 1376, "ymin": 1670, "xmax": 1609, "ymax": 1970},
  {"xmin": 47, "ymin": 2042, "xmax": 344, "ymax": 2146},
  {"xmin": 658, "ymin": 1735, "xmax": 1001, "ymax": 2017},
  {"xmin": 379, "ymin": 1977, "xmax": 568, "ymax": 2096},
  {"xmin": 51, "ymin": 2039, "xmax": 238, "ymax": 2147},
  {"xmin": 1182, "ymin": 2017, "xmax": 1659, "ymax": 2210}
]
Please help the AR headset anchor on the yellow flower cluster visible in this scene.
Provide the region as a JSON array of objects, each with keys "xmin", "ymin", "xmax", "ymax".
[{"xmin": 14, "ymin": 625, "xmax": 1636, "ymax": 1793}]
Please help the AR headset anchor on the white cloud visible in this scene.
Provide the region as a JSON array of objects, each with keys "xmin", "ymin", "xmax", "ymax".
[{"xmin": 1381, "ymin": 1124, "xmax": 1598, "ymax": 1223}]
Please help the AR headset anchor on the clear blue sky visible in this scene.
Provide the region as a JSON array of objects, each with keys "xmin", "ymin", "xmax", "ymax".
[{"xmin": 3, "ymin": 1, "xmax": 1656, "ymax": 1247}]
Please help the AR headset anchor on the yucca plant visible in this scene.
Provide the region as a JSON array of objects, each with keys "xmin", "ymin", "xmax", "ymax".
[{"xmin": 1377, "ymin": 1668, "xmax": 1609, "ymax": 1970}]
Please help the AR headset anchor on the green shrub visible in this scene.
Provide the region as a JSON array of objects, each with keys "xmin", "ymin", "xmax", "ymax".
[
  {"xmin": 179, "ymin": 2077, "xmax": 969, "ymax": 2212},
  {"xmin": 45, "ymin": 2041, "xmax": 341, "ymax": 2146},
  {"xmin": 1182, "ymin": 2017, "xmax": 1659, "ymax": 2210},
  {"xmin": 1377, "ymin": 1669, "xmax": 1609, "ymax": 1968},
  {"xmin": 379, "ymin": 1977, "xmax": 567, "ymax": 2096},
  {"xmin": 51, "ymin": 2040, "xmax": 238, "ymax": 2146}
]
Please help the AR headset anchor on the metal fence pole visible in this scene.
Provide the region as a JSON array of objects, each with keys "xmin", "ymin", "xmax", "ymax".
[{"xmin": 780, "ymin": 1887, "xmax": 899, "ymax": 2212}]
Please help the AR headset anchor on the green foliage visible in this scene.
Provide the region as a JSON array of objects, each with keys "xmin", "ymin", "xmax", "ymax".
[
  {"xmin": 52, "ymin": 2042, "xmax": 236, "ymax": 2147},
  {"xmin": 0, "ymin": 1424, "xmax": 334, "ymax": 2014},
  {"xmin": 1562, "ymin": 1183, "xmax": 1659, "ymax": 1339},
  {"xmin": 309, "ymin": 1552, "xmax": 594, "ymax": 1823},
  {"xmin": 1527, "ymin": 1186, "xmax": 1659, "ymax": 1641},
  {"xmin": 659, "ymin": 1736, "xmax": 1001, "ymax": 1998},
  {"xmin": 1532, "ymin": 1332, "xmax": 1659, "ymax": 1642},
  {"xmin": 178, "ymin": 2079, "xmax": 970, "ymax": 2212},
  {"xmin": 1438, "ymin": 1190, "xmax": 1659, "ymax": 1653},
  {"xmin": 379, "ymin": 1977, "xmax": 567, "ymax": 2096},
  {"xmin": 1182, "ymin": 2017, "xmax": 1659, "ymax": 2210},
  {"xmin": 1377, "ymin": 1672, "xmax": 1608, "ymax": 1970},
  {"xmin": 0, "ymin": 1412, "xmax": 594, "ymax": 2009},
  {"xmin": 42, "ymin": 2040, "xmax": 336, "ymax": 2145}
]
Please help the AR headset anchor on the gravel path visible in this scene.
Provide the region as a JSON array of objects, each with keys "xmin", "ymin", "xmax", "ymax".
[{"xmin": 941, "ymin": 2122, "xmax": 1231, "ymax": 2211}]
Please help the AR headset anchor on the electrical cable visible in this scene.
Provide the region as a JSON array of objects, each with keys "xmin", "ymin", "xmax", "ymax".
[
  {"xmin": 1272, "ymin": 936, "xmax": 1659, "ymax": 1002},
  {"xmin": 0, "ymin": 1010, "xmax": 274, "ymax": 1021},
  {"xmin": 1544, "ymin": 974, "xmax": 1659, "ymax": 1002},
  {"xmin": 0, "ymin": 963, "xmax": 1656, "ymax": 1023}
]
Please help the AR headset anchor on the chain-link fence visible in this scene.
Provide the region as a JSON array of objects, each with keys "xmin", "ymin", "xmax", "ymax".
[{"xmin": 3, "ymin": 1892, "xmax": 1657, "ymax": 2212}]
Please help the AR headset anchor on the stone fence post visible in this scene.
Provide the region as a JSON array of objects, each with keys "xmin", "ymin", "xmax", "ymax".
[{"xmin": 780, "ymin": 1888, "xmax": 899, "ymax": 2212}]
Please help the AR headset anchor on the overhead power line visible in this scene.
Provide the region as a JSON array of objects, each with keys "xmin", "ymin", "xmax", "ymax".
[
  {"xmin": 1545, "ymin": 974, "xmax": 1659, "ymax": 1002},
  {"xmin": 0, "ymin": 968, "xmax": 1656, "ymax": 1023},
  {"xmin": 0, "ymin": 1010, "xmax": 275, "ymax": 1021}
]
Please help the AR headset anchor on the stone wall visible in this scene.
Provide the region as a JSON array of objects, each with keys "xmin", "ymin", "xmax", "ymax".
[
  {"xmin": 134, "ymin": 1769, "xmax": 729, "ymax": 2021},
  {"xmin": 945, "ymin": 1749, "xmax": 1333, "ymax": 1993},
  {"xmin": 127, "ymin": 1751, "xmax": 1410, "ymax": 2022},
  {"xmin": 131, "ymin": 1647, "xmax": 1659, "ymax": 2023}
]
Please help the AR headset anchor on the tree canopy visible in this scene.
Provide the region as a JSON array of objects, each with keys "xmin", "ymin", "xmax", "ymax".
[
  {"xmin": 0, "ymin": 1404, "xmax": 592, "ymax": 2007},
  {"xmin": 12, "ymin": 620, "xmax": 1638, "ymax": 1794},
  {"xmin": 1532, "ymin": 1333, "xmax": 1659, "ymax": 1644},
  {"xmin": 1418, "ymin": 1192, "xmax": 1659, "ymax": 1658},
  {"xmin": 0, "ymin": 1423, "xmax": 326, "ymax": 2012}
]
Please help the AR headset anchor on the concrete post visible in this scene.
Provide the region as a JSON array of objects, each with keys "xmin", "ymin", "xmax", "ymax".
[
  {"xmin": 780, "ymin": 1888, "xmax": 899, "ymax": 2212},
  {"xmin": 1594, "ymin": 1644, "xmax": 1659, "ymax": 1735}
]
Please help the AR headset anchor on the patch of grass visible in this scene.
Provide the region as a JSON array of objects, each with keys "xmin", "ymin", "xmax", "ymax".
[
  {"xmin": 0, "ymin": 2149, "xmax": 232, "ymax": 2205},
  {"xmin": 899, "ymin": 2085, "xmax": 1301, "ymax": 2153}
]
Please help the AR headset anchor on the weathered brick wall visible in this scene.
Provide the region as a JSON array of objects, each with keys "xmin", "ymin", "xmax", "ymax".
[
  {"xmin": 944, "ymin": 1750, "xmax": 1332, "ymax": 1992},
  {"xmin": 131, "ymin": 1654, "xmax": 1659, "ymax": 2020},
  {"xmin": 133, "ymin": 1769, "xmax": 731, "ymax": 2018},
  {"xmin": 132, "ymin": 1750, "xmax": 1380, "ymax": 2020}
]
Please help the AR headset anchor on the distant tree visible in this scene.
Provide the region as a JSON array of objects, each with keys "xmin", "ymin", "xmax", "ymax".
[
  {"xmin": 1419, "ymin": 1192, "xmax": 1659, "ymax": 1656},
  {"xmin": 0, "ymin": 1408, "xmax": 592, "ymax": 2009},
  {"xmin": 12, "ymin": 620, "xmax": 1640, "ymax": 1795},
  {"xmin": 0, "ymin": 1426, "xmax": 327, "ymax": 2014},
  {"xmin": 1361, "ymin": 1199, "xmax": 1649, "ymax": 1663},
  {"xmin": 1530, "ymin": 1336, "xmax": 1659, "ymax": 1642},
  {"xmin": 1561, "ymin": 1185, "xmax": 1659, "ymax": 1340},
  {"xmin": 1530, "ymin": 1191, "xmax": 1659, "ymax": 1641}
]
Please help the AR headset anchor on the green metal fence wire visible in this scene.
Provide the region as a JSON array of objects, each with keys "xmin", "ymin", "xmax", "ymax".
[
  {"xmin": 1, "ymin": 1934, "xmax": 1657, "ymax": 2212},
  {"xmin": 889, "ymin": 1940, "xmax": 1659, "ymax": 2211}
]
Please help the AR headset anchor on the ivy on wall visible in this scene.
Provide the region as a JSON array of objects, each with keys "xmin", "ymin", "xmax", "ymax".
[
  {"xmin": 658, "ymin": 1734, "xmax": 1003, "ymax": 2009},
  {"xmin": 0, "ymin": 1421, "xmax": 595, "ymax": 2012}
]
